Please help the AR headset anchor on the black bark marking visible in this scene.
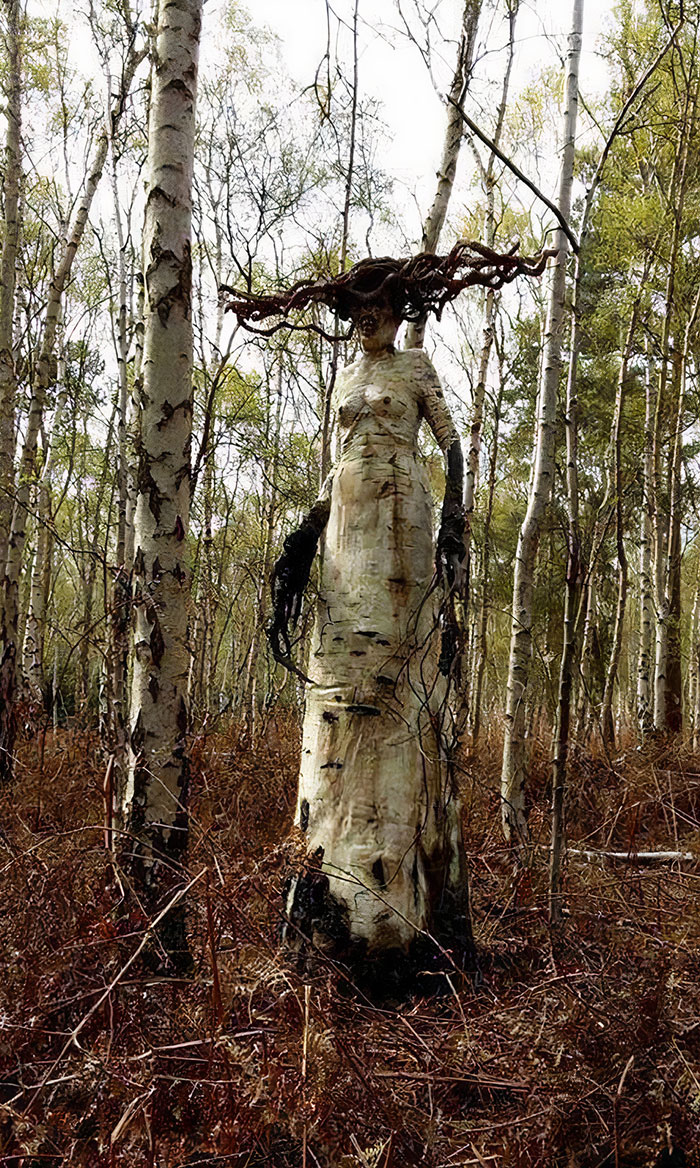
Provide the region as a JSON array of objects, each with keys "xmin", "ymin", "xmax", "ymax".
[
  {"xmin": 148, "ymin": 674, "xmax": 159, "ymax": 702},
  {"xmin": 162, "ymin": 77, "xmax": 195, "ymax": 97},
  {"xmin": 322, "ymin": 710, "xmax": 338, "ymax": 723},
  {"xmin": 147, "ymin": 183, "xmax": 177, "ymax": 208},
  {"xmin": 174, "ymin": 515, "xmax": 185, "ymax": 540},
  {"xmin": 130, "ymin": 709, "xmax": 144, "ymax": 754},
  {"xmin": 320, "ymin": 760, "xmax": 343, "ymax": 769},
  {"xmin": 346, "ymin": 704, "xmax": 380, "ymax": 716},
  {"xmin": 137, "ymin": 448, "xmax": 164, "ymax": 523},
  {"xmin": 300, "ymin": 799, "xmax": 309, "ymax": 831},
  {"xmin": 176, "ymin": 696, "xmax": 188, "ymax": 737},
  {"xmin": 156, "ymin": 399, "xmax": 176, "ymax": 429},
  {"xmin": 372, "ymin": 858, "xmax": 386, "ymax": 887},
  {"xmin": 149, "ymin": 618, "xmax": 165, "ymax": 668}
]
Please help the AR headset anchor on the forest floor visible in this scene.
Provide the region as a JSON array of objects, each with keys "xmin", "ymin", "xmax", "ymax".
[{"xmin": 2, "ymin": 716, "xmax": 700, "ymax": 1167}]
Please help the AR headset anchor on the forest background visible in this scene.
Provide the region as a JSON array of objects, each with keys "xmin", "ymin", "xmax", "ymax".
[{"xmin": 3, "ymin": 0, "xmax": 700, "ymax": 1165}]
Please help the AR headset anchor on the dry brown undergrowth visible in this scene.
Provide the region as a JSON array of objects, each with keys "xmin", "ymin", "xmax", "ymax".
[{"xmin": 1, "ymin": 715, "xmax": 699, "ymax": 1167}]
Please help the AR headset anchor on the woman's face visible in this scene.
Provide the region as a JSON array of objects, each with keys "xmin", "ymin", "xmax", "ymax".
[{"xmin": 354, "ymin": 302, "xmax": 401, "ymax": 354}]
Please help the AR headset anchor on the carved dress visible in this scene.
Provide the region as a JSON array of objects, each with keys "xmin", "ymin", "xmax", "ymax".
[{"xmin": 295, "ymin": 347, "xmax": 466, "ymax": 952}]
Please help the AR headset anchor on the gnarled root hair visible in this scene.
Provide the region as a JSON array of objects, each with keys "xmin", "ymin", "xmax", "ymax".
[{"xmin": 221, "ymin": 239, "xmax": 555, "ymax": 337}]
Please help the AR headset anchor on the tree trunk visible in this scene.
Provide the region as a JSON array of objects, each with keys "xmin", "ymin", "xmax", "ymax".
[
  {"xmin": 601, "ymin": 304, "xmax": 641, "ymax": 747},
  {"xmin": 471, "ymin": 368, "xmax": 503, "ymax": 746},
  {"xmin": 405, "ymin": 0, "xmax": 481, "ymax": 350},
  {"xmin": 549, "ymin": 277, "xmax": 583, "ymax": 923},
  {"xmin": 501, "ymin": 0, "xmax": 582, "ymax": 844},
  {"xmin": 121, "ymin": 0, "xmax": 201, "ymax": 971},
  {"xmin": 637, "ymin": 346, "xmax": 655, "ymax": 735},
  {"xmin": 652, "ymin": 89, "xmax": 695, "ymax": 731},
  {"xmin": 464, "ymin": 0, "xmax": 519, "ymax": 564},
  {"xmin": 103, "ymin": 136, "xmax": 135, "ymax": 801},
  {"xmin": 22, "ymin": 335, "xmax": 69, "ymax": 704},
  {"xmin": 0, "ymin": 27, "xmax": 143, "ymax": 784},
  {"xmin": 692, "ymin": 572, "xmax": 700, "ymax": 752},
  {"xmin": 663, "ymin": 290, "xmax": 700, "ymax": 734},
  {"xmin": 0, "ymin": 0, "xmax": 21, "ymax": 594}
]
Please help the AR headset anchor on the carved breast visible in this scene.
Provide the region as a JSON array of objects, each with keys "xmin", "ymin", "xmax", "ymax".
[{"xmin": 335, "ymin": 355, "xmax": 420, "ymax": 447}]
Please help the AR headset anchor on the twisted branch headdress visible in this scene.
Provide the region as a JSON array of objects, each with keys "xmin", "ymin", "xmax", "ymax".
[{"xmin": 221, "ymin": 240, "xmax": 555, "ymax": 340}]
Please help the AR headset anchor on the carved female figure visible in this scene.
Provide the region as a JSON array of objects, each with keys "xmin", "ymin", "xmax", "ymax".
[{"xmin": 225, "ymin": 243, "xmax": 548, "ymax": 969}]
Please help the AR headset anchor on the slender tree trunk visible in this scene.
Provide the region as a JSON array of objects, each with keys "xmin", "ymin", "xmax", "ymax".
[
  {"xmin": 663, "ymin": 291, "xmax": 700, "ymax": 733},
  {"xmin": 691, "ymin": 565, "xmax": 700, "ymax": 751},
  {"xmin": 652, "ymin": 89, "xmax": 696, "ymax": 730},
  {"xmin": 501, "ymin": 0, "xmax": 582, "ymax": 844},
  {"xmin": 0, "ymin": 29, "xmax": 143, "ymax": 784},
  {"xmin": 549, "ymin": 291, "xmax": 583, "ymax": 922},
  {"xmin": 471, "ymin": 369, "xmax": 503, "ymax": 745},
  {"xmin": 103, "ymin": 136, "xmax": 135, "ymax": 800},
  {"xmin": 0, "ymin": 0, "xmax": 21, "ymax": 592},
  {"xmin": 22, "ymin": 336, "xmax": 69, "ymax": 703},
  {"xmin": 319, "ymin": 0, "xmax": 359, "ymax": 481},
  {"xmin": 121, "ymin": 0, "xmax": 201, "ymax": 970},
  {"xmin": 464, "ymin": 1, "xmax": 518, "ymax": 543},
  {"xmin": 405, "ymin": 0, "xmax": 481, "ymax": 350},
  {"xmin": 601, "ymin": 305, "xmax": 642, "ymax": 747},
  {"xmin": 0, "ymin": 0, "xmax": 23, "ymax": 767},
  {"xmin": 638, "ymin": 346, "xmax": 655, "ymax": 734}
]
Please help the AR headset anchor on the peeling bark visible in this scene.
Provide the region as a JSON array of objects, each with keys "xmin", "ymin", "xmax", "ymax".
[{"xmin": 121, "ymin": 0, "xmax": 201, "ymax": 971}]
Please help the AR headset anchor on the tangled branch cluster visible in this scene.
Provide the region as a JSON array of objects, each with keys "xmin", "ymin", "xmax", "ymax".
[{"xmin": 221, "ymin": 240, "xmax": 555, "ymax": 338}]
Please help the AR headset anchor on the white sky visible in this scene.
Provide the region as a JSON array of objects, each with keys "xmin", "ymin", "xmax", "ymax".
[{"xmin": 245, "ymin": 0, "xmax": 619, "ymax": 238}]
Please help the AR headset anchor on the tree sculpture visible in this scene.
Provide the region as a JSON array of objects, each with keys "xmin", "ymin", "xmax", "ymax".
[{"xmin": 225, "ymin": 242, "xmax": 550, "ymax": 977}]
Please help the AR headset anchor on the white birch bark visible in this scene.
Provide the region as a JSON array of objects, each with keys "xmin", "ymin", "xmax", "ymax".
[
  {"xmin": 2, "ymin": 38, "xmax": 144, "ymax": 662},
  {"xmin": 651, "ymin": 92, "xmax": 695, "ymax": 730},
  {"xmin": 500, "ymin": 0, "xmax": 582, "ymax": 844},
  {"xmin": 102, "ymin": 133, "xmax": 135, "ymax": 797},
  {"xmin": 0, "ymin": 0, "xmax": 22, "ymax": 592},
  {"xmin": 600, "ymin": 302, "xmax": 642, "ymax": 747},
  {"xmin": 22, "ymin": 340, "xmax": 69, "ymax": 701},
  {"xmin": 471, "ymin": 371, "xmax": 503, "ymax": 745},
  {"xmin": 0, "ymin": 34, "xmax": 143, "ymax": 781},
  {"xmin": 121, "ymin": 0, "xmax": 201, "ymax": 961},
  {"xmin": 637, "ymin": 347, "xmax": 655, "ymax": 733},
  {"xmin": 405, "ymin": 0, "xmax": 481, "ymax": 350},
  {"xmin": 463, "ymin": 2, "xmax": 518, "ymax": 532}
]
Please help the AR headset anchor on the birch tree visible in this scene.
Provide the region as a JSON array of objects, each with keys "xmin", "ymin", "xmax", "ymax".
[
  {"xmin": 404, "ymin": 0, "xmax": 481, "ymax": 350},
  {"xmin": 120, "ymin": 0, "xmax": 202, "ymax": 969},
  {"xmin": 501, "ymin": 0, "xmax": 583, "ymax": 844},
  {"xmin": 0, "ymin": 9, "xmax": 144, "ymax": 783},
  {"xmin": 0, "ymin": 0, "xmax": 22, "ymax": 759},
  {"xmin": 0, "ymin": 0, "xmax": 21, "ymax": 592}
]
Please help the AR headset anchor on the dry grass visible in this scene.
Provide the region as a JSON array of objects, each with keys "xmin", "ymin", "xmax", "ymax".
[{"xmin": 1, "ymin": 716, "xmax": 700, "ymax": 1167}]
